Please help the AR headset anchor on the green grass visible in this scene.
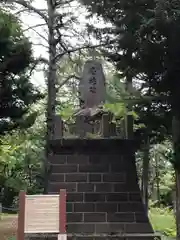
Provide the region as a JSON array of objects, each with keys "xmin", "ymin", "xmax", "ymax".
[
  {"xmin": 0, "ymin": 213, "xmax": 16, "ymax": 220},
  {"xmin": 149, "ymin": 207, "xmax": 176, "ymax": 238},
  {"xmin": 0, "ymin": 213, "xmax": 9, "ymax": 220}
]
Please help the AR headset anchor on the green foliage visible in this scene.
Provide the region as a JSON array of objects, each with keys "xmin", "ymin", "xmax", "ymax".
[
  {"xmin": 136, "ymin": 140, "xmax": 175, "ymax": 208},
  {"xmin": 0, "ymin": 9, "xmax": 31, "ymax": 72},
  {"xmin": 80, "ymin": 0, "xmax": 172, "ymax": 146},
  {"xmin": 104, "ymin": 72, "xmax": 140, "ymax": 121},
  {"xmin": 8, "ymin": 237, "xmax": 16, "ymax": 240},
  {"xmin": 0, "ymin": 8, "xmax": 42, "ymax": 135},
  {"xmin": 0, "ymin": 111, "xmax": 45, "ymax": 208},
  {"xmin": 58, "ymin": 103, "xmax": 75, "ymax": 121},
  {"xmin": 149, "ymin": 207, "xmax": 176, "ymax": 238}
]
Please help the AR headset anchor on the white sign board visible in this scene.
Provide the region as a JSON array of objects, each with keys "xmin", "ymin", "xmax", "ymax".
[
  {"xmin": 79, "ymin": 60, "xmax": 106, "ymax": 108},
  {"xmin": 24, "ymin": 195, "xmax": 59, "ymax": 233}
]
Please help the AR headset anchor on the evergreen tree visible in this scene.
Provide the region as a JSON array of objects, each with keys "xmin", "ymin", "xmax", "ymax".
[
  {"xmin": 80, "ymin": 0, "xmax": 180, "ymax": 238},
  {"xmin": 80, "ymin": 0, "xmax": 170, "ymax": 137},
  {"xmin": 0, "ymin": 9, "xmax": 42, "ymax": 135}
]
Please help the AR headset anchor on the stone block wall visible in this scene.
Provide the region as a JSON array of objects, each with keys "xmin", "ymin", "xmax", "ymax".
[{"xmin": 47, "ymin": 139, "xmax": 154, "ymax": 240}]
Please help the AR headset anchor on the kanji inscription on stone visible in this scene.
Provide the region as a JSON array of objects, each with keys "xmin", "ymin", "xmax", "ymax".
[{"xmin": 79, "ymin": 60, "xmax": 106, "ymax": 108}]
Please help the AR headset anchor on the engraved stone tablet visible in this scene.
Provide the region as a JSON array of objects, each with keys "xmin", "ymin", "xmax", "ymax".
[{"xmin": 79, "ymin": 60, "xmax": 106, "ymax": 108}]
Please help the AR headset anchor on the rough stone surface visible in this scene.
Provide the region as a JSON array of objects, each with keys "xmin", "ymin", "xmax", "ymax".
[{"xmin": 48, "ymin": 139, "xmax": 155, "ymax": 240}]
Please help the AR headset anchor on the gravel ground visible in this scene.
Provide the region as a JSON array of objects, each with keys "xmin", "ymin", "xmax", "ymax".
[{"xmin": 0, "ymin": 215, "xmax": 17, "ymax": 240}]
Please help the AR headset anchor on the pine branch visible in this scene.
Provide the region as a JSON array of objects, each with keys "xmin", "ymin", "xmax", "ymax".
[
  {"xmin": 22, "ymin": 24, "xmax": 47, "ymax": 33},
  {"xmin": 55, "ymin": 0, "xmax": 75, "ymax": 7},
  {"xmin": 58, "ymin": 75, "xmax": 80, "ymax": 90},
  {"xmin": 7, "ymin": 0, "xmax": 48, "ymax": 23},
  {"xmin": 55, "ymin": 40, "xmax": 115, "ymax": 62}
]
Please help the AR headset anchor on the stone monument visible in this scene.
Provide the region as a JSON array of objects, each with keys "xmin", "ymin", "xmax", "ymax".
[
  {"xmin": 75, "ymin": 60, "xmax": 106, "ymax": 137},
  {"xmin": 48, "ymin": 60, "xmax": 159, "ymax": 240},
  {"xmin": 79, "ymin": 60, "xmax": 106, "ymax": 108}
]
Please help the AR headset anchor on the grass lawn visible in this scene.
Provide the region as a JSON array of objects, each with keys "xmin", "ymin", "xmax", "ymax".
[{"xmin": 149, "ymin": 207, "xmax": 176, "ymax": 239}]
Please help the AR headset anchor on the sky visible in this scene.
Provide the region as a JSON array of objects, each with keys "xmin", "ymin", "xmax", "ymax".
[
  {"xmin": 19, "ymin": 0, "xmax": 47, "ymax": 87},
  {"xmin": 17, "ymin": 0, "xmax": 105, "ymax": 89}
]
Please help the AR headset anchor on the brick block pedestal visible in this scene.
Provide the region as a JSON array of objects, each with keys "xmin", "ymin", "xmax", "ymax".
[{"xmin": 48, "ymin": 139, "xmax": 155, "ymax": 240}]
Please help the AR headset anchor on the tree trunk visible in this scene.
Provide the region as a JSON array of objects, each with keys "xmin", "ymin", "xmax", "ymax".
[
  {"xmin": 176, "ymin": 170, "xmax": 180, "ymax": 240},
  {"xmin": 141, "ymin": 172, "xmax": 143, "ymax": 193},
  {"xmin": 172, "ymin": 116, "xmax": 180, "ymax": 240},
  {"xmin": 142, "ymin": 135, "xmax": 150, "ymax": 213},
  {"xmin": 47, "ymin": 0, "xmax": 57, "ymax": 140},
  {"xmin": 44, "ymin": 0, "xmax": 57, "ymax": 193},
  {"xmin": 151, "ymin": 174, "xmax": 156, "ymax": 202},
  {"xmin": 155, "ymin": 154, "xmax": 160, "ymax": 206},
  {"xmin": 125, "ymin": 50, "xmax": 134, "ymax": 140}
]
